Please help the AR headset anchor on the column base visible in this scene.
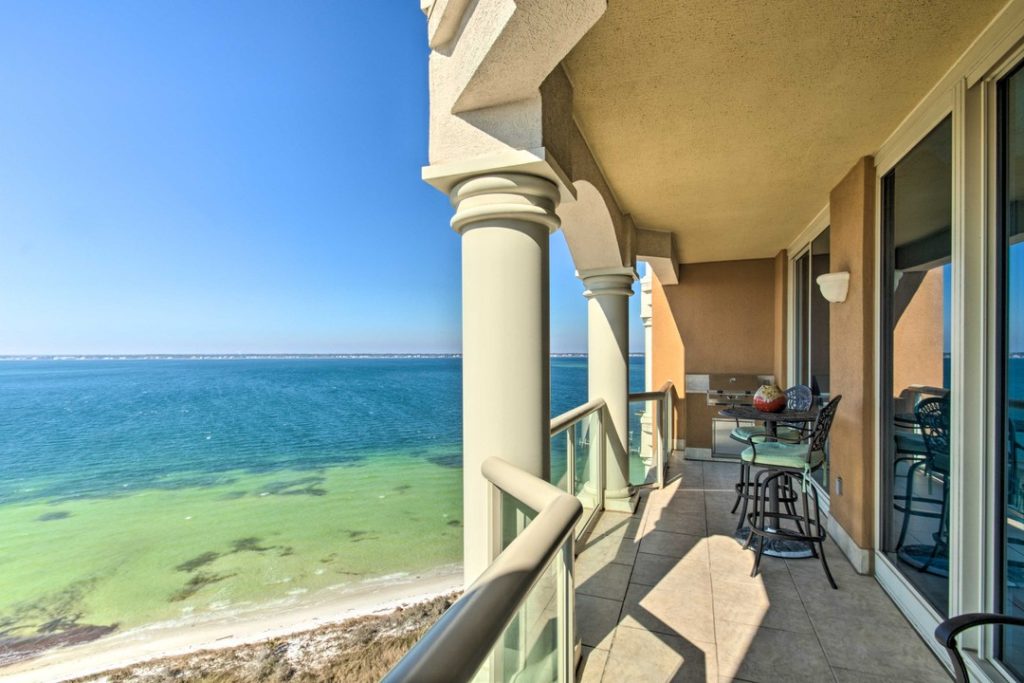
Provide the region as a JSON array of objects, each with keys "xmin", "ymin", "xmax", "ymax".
[{"xmin": 603, "ymin": 488, "xmax": 639, "ymax": 514}]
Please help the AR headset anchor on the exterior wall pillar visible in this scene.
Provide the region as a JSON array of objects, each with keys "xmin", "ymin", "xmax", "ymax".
[
  {"xmin": 827, "ymin": 157, "xmax": 876, "ymax": 573},
  {"xmin": 639, "ymin": 266, "xmax": 654, "ymax": 461},
  {"xmin": 451, "ymin": 173, "xmax": 560, "ymax": 586},
  {"xmin": 579, "ymin": 266, "xmax": 636, "ymax": 513}
]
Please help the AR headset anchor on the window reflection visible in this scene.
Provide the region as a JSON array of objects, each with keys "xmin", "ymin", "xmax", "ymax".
[
  {"xmin": 999, "ymin": 65, "xmax": 1024, "ymax": 678},
  {"xmin": 881, "ymin": 117, "xmax": 952, "ymax": 616}
]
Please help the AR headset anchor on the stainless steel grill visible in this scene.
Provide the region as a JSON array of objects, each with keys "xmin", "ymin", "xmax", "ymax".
[{"xmin": 706, "ymin": 373, "xmax": 764, "ymax": 407}]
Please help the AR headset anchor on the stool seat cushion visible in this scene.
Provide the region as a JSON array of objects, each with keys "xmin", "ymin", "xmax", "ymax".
[
  {"xmin": 730, "ymin": 426, "xmax": 766, "ymax": 442},
  {"xmin": 741, "ymin": 441, "xmax": 825, "ymax": 470},
  {"xmin": 731, "ymin": 425, "xmax": 803, "ymax": 443}
]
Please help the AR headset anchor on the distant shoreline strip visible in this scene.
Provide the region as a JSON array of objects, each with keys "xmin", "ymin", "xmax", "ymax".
[{"xmin": 0, "ymin": 353, "xmax": 647, "ymax": 361}]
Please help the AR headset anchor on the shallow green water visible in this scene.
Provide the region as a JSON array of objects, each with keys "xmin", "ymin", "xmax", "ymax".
[
  {"xmin": 0, "ymin": 453, "xmax": 461, "ymax": 637},
  {"xmin": 0, "ymin": 357, "xmax": 644, "ymax": 661}
]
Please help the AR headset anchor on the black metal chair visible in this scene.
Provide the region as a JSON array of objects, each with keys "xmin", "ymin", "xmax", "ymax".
[
  {"xmin": 730, "ymin": 385, "xmax": 814, "ymax": 530},
  {"xmin": 743, "ymin": 395, "xmax": 842, "ymax": 589},
  {"xmin": 894, "ymin": 397, "xmax": 950, "ymax": 573},
  {"xmin": 935, "ymin": 613, "xmax": 1024, "ymax": 682}
]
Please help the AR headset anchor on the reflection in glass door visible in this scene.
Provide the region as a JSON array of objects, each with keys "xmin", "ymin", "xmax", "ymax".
[
  {"xmin": 997, "ymin": 64, "xmax": 1024, "ymax": 679},
  {"xmin": 794, "ymin": 231, "xmax": 832, "ymax": 488},
  {"xmin": 880, "ymin": 117, "xmax": 953, "ymax": 616}
]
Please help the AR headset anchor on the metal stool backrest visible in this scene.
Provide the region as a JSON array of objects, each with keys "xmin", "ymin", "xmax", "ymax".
[
  {"xmin": 916, "ymin": 397, "xmax": 950, "ymax": 474},
  {"xmin": 807, "ymin": 395, "xmax": 842, "ymax": 454}
]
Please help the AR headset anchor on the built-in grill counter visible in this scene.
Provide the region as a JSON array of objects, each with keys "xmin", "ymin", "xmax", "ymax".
[{"xmin": 684, "ymin": 373, "xmax": 775, "ymax": 460}]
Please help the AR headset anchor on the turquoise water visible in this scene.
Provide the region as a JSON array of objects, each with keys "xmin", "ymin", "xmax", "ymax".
[{"xmin": 0, "ymin": 356, "xmax": 643, "ymax": 661}]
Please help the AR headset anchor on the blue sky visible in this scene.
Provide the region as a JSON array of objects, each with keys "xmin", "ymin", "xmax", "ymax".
[{"xmin": 0, "ymin": 2, "xmax": 642, "ymax": 355}]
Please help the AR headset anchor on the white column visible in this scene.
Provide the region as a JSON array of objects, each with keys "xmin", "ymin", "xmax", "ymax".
[
  {"xmin": 639, "ymin": 265, "xmax": 654, "ymax": 461},
  {"xmin": 579, "ymin": 266, "xmax": 636, "ymax": 513},
  {"xmin": 451, "ymin": 173, "xmax": 559, "ymax": 586}
]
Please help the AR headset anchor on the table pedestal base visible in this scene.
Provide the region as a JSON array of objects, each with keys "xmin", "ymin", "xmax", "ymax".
[{"xmin": 734, "ymin": 526, "xmax": 814, "ymax": 559}]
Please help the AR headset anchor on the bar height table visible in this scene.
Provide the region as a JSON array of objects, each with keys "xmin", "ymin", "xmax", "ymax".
[{"xmin": 719, "ymin": 405, "xmax": 819, "ymax": 559}]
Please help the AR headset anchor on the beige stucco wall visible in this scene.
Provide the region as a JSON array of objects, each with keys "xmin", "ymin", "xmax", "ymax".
[
  {"xmin": 828, "ymin": 157, "xmax": 876, "ymax": 550},
  {"xmin": 892, "ymin": 268, "xmax": 945, "ymax": 395},
  {"xmin": 652, "ymin": 259, "xmax": 778, "ymax": 448},
  {"xmin": 651, "ymin": 276, "xmax": 686, "ymax": 440}
]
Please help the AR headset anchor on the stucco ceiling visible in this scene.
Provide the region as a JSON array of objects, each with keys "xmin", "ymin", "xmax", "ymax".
[{"xmin": 563, "ymin": 0, "xmax": 1007, "ymax": 264}]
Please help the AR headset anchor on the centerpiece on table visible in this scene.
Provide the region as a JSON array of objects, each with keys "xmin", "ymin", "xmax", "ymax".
[{"xmin": 753, "ymin": 384, "xmax": 786, "ymax": 412}]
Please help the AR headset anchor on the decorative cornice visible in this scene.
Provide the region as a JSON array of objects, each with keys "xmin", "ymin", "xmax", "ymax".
[
  {"xmin": 577, "ymin": 266, "xmax": 637, "ymax": 298},
  {"xmin": 449, "ymin": 173, "xmax": 560, "ymax": 235}
]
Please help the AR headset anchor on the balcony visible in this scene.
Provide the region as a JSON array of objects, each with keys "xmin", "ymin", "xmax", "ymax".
[{"xmin": 575, "ymin": 455, "xmax": 950, "ymax": 682}]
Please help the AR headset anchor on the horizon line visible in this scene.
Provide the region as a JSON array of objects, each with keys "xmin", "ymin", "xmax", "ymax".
[{"xmin": 0, "ymin": 352, "xmax": 646, "ymax": 360}]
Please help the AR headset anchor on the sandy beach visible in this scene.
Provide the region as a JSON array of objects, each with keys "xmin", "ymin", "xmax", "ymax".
[{"xmin": 0, "ymin": 567, "xmax": 461, "ymax": 683}]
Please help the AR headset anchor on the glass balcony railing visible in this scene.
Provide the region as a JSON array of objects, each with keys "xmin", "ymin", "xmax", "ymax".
[
  {"xmin": 383, "ymin": 457, "xmax": 581, "ymax": 683},
  {"xmin": 549, "ymin": 398, "xmax": 605, "ymax": 538},
  {"xmin": 384, "ymin": 387, "xmax": 672, "ymax": 683}
]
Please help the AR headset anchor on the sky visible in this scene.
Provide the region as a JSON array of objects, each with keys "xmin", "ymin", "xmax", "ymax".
[{"xmin": 0, "ymin": 2, "xmax": 642, "ymax": 355}]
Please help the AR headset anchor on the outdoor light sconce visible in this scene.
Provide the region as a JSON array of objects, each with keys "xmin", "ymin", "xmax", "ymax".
[{"xmin": 816, "ymin": 272, "xmax": 850, "ymax": 303}]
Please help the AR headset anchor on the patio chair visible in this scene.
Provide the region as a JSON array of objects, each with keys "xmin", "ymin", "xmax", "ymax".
[
  {"xmin": 894, "ymin": 397, "xmax": 949, "ymax": 567},
  {"xmin": 742, "ymin": 395, "xmax": 843, "ymax": 589},
  {"xmin": 935, "ymin": 612, "xmax": 1024, "ymax": 682},
  {"xmin": 730, "ymin": 385, "xmax": 814, "ymax": 529}
]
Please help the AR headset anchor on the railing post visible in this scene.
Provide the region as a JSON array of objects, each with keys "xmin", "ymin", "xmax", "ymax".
[
  {"xmin": 655, "ymin": 396, "xmax": 665, "ymax": 489},
  {"xmin": 558, "ymin": 537, "xmax": 574, "ymax": 682},
  {"xmin": 567, "ymin": 423, "xmax": 576, "ymax": 495},
  {"xmin": 598, "ymin": 407, "xmax": 606, "ymax": 509},
  {"xmin": 661, "ymin": 387, "xmax": 672, "ymax": 487}
]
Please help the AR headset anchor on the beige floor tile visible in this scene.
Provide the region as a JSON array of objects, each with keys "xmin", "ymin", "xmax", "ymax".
[
  {"xmin": 576, "ymin": 645, "xmax": 608, "ymax": 683},
  {"xmin": 702, "ymin": 463, "xmax": 744, "ymax": 489},
  {"xmin": 630, "ymin": 547, "xmax": 710, "ymax": 585},
  {"xmin": 832, "ymin": 667, "xmax": 913, "ymax": 682},
  {"xmin": 576, "ymin": 558, "xmax": 632, "ymax": 601},
  {"xmin": 589, "ymin": 510, "xmax": 643, "ymax": 540},
  {"xmin": 712, "ymin": 575, "xmax": 814, "ymax": 634},
  {"xmin": 812, "ymin": 616, "xmax": 951, "ymax": 682},
  {"xmin": 715, "ymin": 619, "xmax": 833, "ymax": 683},
  {"xmin": 639, "ymin": 529, "xmax": 705, "ymax": 558},
  {"xmin": 646, "ymin": 509, "xmax": 708, "ymax": 536},
  {"xmin": 602, "ymin": 625, "xmax": 718, "ymax": 683},
  {"xmin": 579, "ymin": 529, "xmax": 641, "ymax": 566},
  {"xmin": 707, "ymin": 533, "xmax": 788, "ymax": 580},
  {"xmin": 571, "ymin": 458, "xmax": 948, "ymax": 683},
  {"xmin": 576, "ymin": 593, "xmax": 622, "ymax": 651},
  {"xmin": 647, "ymin": 487, "xmax": 707, "ymax": 516},
  {"xmin": 620, "ymin": 579, "xmax": 717, "ymax": 643},
  {"xmin": 793, "ymin": 569, "xmax": 909, "ymax": 630}
]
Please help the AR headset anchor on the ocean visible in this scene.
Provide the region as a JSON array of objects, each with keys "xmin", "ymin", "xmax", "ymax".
[{"xmin": 0, "ymin": 356, "xmax": 644, "ymax": 662}]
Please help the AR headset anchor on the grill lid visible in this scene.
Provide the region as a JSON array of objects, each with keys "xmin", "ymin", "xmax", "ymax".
[{"xmin": 707, "ymin": 373, "xmax": 762, "ymax": 395}]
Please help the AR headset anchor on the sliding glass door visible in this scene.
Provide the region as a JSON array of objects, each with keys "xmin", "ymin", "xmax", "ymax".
[
  {"xmin": 793, "ymin": 230, "xmax": 832, "ymax": 488},
  {"xmin": 880, "ymin": 117, "xmax": 953, "ymax": 616},
  {"xmin": 997, "ymin": 64, "xmax": 1024, "ymax": 679}
]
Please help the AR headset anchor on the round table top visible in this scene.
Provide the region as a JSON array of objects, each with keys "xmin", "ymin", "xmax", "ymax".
[{"xmin": 719, "ymin": 405, "xmax": 818, "ymax": 423}]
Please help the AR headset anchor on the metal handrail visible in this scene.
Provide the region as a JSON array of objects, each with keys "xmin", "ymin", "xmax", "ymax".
[
  {"xmin": 550, "ymin": 397, "xmax": 605, "ymax": 435},
  {"xmin": 628, "ymin": 380, "xmax": 674, "ymax": 401},
  {"xmin": 382, "ymin": 456, "xmax": 583, "ymax": 683}
]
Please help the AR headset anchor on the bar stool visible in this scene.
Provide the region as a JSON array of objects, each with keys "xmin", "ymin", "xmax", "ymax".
[
  {"xmin": 730, "ymin": 385, "xmax": 813, "ymax": 530},
  {"xmin": 743, "ymin": 395, "xmax": 842, "ymax": 589}
]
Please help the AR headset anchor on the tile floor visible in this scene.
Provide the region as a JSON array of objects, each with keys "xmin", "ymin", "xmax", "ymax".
[{"xmin": 574, "ymin": 456, "xmax": 952, "ymax": 683}]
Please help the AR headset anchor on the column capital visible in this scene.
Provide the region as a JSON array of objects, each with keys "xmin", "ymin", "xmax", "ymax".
[
  {"xmin": 577, "ymin": 266, "xmax": 637, "ymax": 298},
  {"xmin": 448, "ymin": 173, "xmax": 560, "ymax": 235}
]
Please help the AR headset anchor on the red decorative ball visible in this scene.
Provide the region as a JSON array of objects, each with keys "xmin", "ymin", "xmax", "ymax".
[{"xmin": 753, "ymin": 385, "xmax": 786, "ymax": 413}]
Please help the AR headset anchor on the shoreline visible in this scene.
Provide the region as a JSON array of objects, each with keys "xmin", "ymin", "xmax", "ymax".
[{"xmin": 0, "ymin": 566, "xmax": 462, "ymax": 683}]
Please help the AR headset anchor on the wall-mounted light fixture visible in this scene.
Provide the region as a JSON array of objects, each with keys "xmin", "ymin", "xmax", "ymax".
[{"xmin": 816, "ymin": 271, "xmax": 850, "ymax": 303}]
